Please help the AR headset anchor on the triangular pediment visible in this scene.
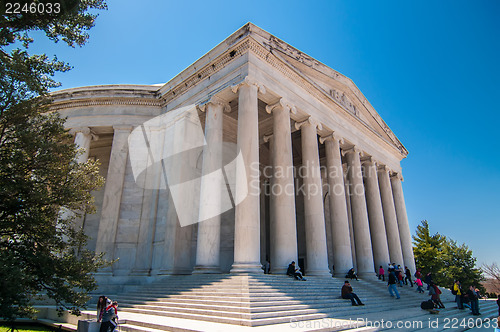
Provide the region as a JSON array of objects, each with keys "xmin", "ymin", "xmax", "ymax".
[{"xmin": 242, "ymin": 23, "xmax": 408, "ymax": 157}]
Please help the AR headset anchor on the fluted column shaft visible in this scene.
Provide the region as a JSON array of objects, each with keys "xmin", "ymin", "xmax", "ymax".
[
  {"xmin": 345, "ymin": 148, "xmax": 374, "ymax": 276},
  {"xmin": 72, "ymin": 127, "xmax": 92, "ymax": 163},
  {"xmin": 391, "ymin": 174, "xmax": 416, "ymax": 273},
  {"xmin": 194, "ymin": 100, "xmax": 225, "ymax": 273},
  {"xmin": 363, "ymin": 160, "xmax": 390, "ymax": 271},
  {"xmin": 267, "ymin": 100, "xmax": 298, "ymax": 274},
  {"xmin": 231, "ymin": 79, "xmax": 262, "ymax": 273},
  {"xmin": 297, "ymin": 120, "xmax": 330, "ymax": 276},
  {"xmin": 323, "ymin": 136, "xmax": 352, "ymax": 276},
  {"xmin": 131, "ymin": 126, "xmax": 163, "ymax": 275},
  {"xmin": 96, "ymin": 125, "xmax": 132, "ymax": 271},
  {"xmin": 377, "ymin": 167, "xmax": 404, "ymax": 267}
]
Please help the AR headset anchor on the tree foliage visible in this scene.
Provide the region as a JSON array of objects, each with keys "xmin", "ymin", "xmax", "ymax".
[
  {"xmin": 0, "ymin": 0, "xmax": 108, "ymax": 322},
  {"xmin": 413, "ymin": 220, "xmax": 483, "ymax": 290}
]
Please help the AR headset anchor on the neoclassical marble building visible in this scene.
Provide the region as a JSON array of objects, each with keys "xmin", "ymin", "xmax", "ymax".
[{"xmin": 51, "ymin": 23, "xmax": 415, "ymax": 282}]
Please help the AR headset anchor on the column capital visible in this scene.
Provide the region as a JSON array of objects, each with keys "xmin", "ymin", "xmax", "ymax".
[
  {"xmin": 294, "ymin": 116, "xmax": 322, "ymax": 131},
  {"xmin": 199, "ymin": 95, "xmax": 231, "ymax": 113},
  {"xmin": 113, "ymin": 125, "xmax": 133, "ymax": 132},
  {"xmin": 69, "ymin": 127, "xmax": 91, "ymax": 135},
  {"xmin": 361, "ymin": 156, "xmax": 377, "ymax": 166},
  {"xmin": 262, "ymin": 134, "xmax": 273, "ymax": 143},
  {"xmin": 231, "ymin": 76, "xmax": 266, "ymax": 94},
  {"xmin": 319, "ymin": 132, "xmax": 344, "ymax": 145},
  {"xmin": 377, "ymin": 164, "xmax": 392, "ymax": 173},
  {"xmin": 391, "ymin": 172, "xmax": 404, "ymax": 181},
  {"xmin": 342, "ymin": 145, "xmax": 364, "ymax": 157},
  {"xmin": 70, "ymin": 127, "xmax": 99, "ymax": 141},
  {"xmin": 265, "ymin": 98, "xmax": 297, "ymax": 115}
]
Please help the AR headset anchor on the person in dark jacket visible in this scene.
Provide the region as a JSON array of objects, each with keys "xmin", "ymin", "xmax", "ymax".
[
  {"xmin": 424, "ymin": 272, "xmax": 433, "ymax": 290},
  {"xmin": 467, "ymin": 285, "xmax": 480, "ymax": 315},
  {"xmin": 387, "ymin": 268, "xmax": 400, "ymax": 299},
  {"xmin": 287, "ymin": 261, "xmax": 305, "ymax": 280},
  {"xmin": 346, "ymin": 268, "xmax": 358, "ymax": 281},
  {"xmin": 341, "ymin": 281, "xmax": 365, "ymax": 306},
  {"xmin": 404, "ymin": 266, "xmax": 413, "ymax": 287}
]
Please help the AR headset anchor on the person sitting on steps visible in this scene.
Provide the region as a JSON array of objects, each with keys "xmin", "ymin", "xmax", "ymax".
[
  {"xmin": 287, "ymin": 261, "xmax": 306, "ymax": 281},
  {"xmin": 346, "ymin": 268, "xmax": 358, "ymax": 281},
  {"xmin": 341, "ymin": 280, "xmax": 365, "ymax": 306}
]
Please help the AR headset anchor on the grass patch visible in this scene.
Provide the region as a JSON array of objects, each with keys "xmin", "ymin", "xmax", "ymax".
[{"xmin": 0, "ymin": 323, "xmax": 54, "ymax": 332}]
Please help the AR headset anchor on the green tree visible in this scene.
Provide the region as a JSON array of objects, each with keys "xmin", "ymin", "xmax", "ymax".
[
  {"xmin": 0, "ymin": 0, "xmax": 108, "ymax": 322},
  {"xmin": 441, "ymin": 239, "xmax": 484, "ymax": 290},
  {"xmin": 412, "ymin": 220, "xmax": 483, "ymax": 290},
  {"xmin": 412, "ymin": 220, "xmax": 446, "ymax": 276}
]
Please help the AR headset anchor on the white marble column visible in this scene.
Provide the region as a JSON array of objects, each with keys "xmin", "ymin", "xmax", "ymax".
[
  {"xmin": 67, "ymin": 127, "xmax": 95, "ymax": 230},
  {"xmin": 131, "ymin": 126, "xmax": 164, "ymax": 276},
  {"xmin": 266, "ymin": 99, "xmax": 298, "ymax": 274},
  {"xmin": 344, "ymin": 176, "xmax": 357, "ymax": 271},
  {"xmin": 362, "ymin": 158, "xmax": 390, "ymax": 272},
  {"xmin": 320, "ymin": 134, "xmax": 352, "ymax": 276},
  {"xmin": 296, "ymin": 118, "xmax": 330, "ymax": 276},
  {"xmin": 230, "ymin": 77, "xmax": 264, "ymax": 273},
  {"xmin": 194, "ymin": 97, "xmax": 229, "ymax": 273},
  {"xmin": 95, "ymin": 125, "xmax": 133, "ymax": 272},
  {"xmin": 377, "ymin": 166, "xmax": 404, "ymax": 267},
  {"xmin": 345, "ymin": 147, "xmax": 374, "ymax": 277},
  {"xmin": 71, "ymin": 127, "xmax": 93, "ymax": 163},
  {"xmin": 391, "ymin": 173, "xmax": 416, "ymax": 273}
]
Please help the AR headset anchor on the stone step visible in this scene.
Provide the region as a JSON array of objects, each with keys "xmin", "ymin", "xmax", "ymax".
[
  {"xmin": 127, "ymin": 302, "xmax": 312, "ymax": 313},
  {"xmin": 123, "ymin": 305, "xmax": 321, "ymax": 320},
  {"xmin": 120, "ymin": 310, "xmax": 327, "ymax": 327}
]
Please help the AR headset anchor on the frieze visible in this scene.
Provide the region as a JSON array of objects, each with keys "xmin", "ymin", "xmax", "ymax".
[{"xmin": 50, "ymin": 98, "xmax": 162, "ymax": 111}]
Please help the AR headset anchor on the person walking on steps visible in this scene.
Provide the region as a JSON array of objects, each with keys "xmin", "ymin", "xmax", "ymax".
[
  {"xmin": 387, "ymin": 267, "xmax": 400, "ymax": 299},
  {"xmin": 405, "ymin": 266, "xmax": 413, "ymax": 287},
  {"xmin": 429, "ymin": 282, "xmax": 445, "ymax": 309},
  {"xmin": 416, "ymin": 277, "xmax": 424, "ymax": 293},
  {"xmin": 378, "ymin": 266, "xmax": 385, "ymax": 281},
  {"xmin": 341, "ymin": 281, "xmax": 365, "ymax": 306}
]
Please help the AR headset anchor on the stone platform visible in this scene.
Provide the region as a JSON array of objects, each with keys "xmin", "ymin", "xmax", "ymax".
[{"xmin": 35, "ymin": 274, "xmax": 499, "ymax": 331}]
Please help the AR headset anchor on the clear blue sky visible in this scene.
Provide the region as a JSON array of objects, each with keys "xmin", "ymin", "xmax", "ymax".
[{"xmin": 32, "ymin": 0, "xmax": 499, "ymax": 266}]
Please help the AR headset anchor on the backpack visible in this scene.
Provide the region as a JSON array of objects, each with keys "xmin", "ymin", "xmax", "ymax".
[
  {"xmin": 451, "ymin": 284, "xmax": 457, "ymax": 295},
  {"xmin": 421, "ymin": 300, "xmax": 435, "ymax": 310}
]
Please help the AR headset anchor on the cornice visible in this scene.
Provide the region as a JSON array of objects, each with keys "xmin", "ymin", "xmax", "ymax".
[{"xmin": 49, "ymin": 97, "xmax": 162, "ymax": 111}]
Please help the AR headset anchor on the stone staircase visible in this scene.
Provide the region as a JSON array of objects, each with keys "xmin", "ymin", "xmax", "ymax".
[{"xmin": 37, "ymin": 274, "xmax": 499, "ymax": 331}]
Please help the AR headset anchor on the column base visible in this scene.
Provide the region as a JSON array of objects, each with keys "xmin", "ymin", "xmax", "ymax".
[
  {"xmin": 357, "ymin": 272, "xmax": 378, "ymax": 279},
  {"xmin": 230, "ymin": 263, "xmax": 263, "ymax": 274},
  {"xmin": 192, "ymin": 265, "xmax": 221, "ymax": 274},
  {"xmin": 95, "ymin": 271, "xmax": 113, "ymax": 277},
  {"xmin": 333, "ymin": 272, "xmax": 349, "ymax": 278},
  {"xmin": 129, "ymin": 269, "xmax": 151, "ymax": 276},
  {"xmin": 271, "ymin": 267, "xmax": 287, "ymax": 275},
  {"xmin": 305, "ymin": 269, "xmax": 332, "ymax": 277}
]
